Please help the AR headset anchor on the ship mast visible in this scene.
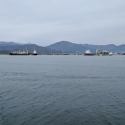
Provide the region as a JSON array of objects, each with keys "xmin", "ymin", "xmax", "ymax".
[
  {"xmin": 26, "ymin": 47, "xmax": 28, "ymax": 54},
  {"xmin": 18, "ymin": 50, "xmax": 20, "ymax": 54},
  {"xmin": 96, "ymin": 46, "xmax": 99, "ymax": 55}
]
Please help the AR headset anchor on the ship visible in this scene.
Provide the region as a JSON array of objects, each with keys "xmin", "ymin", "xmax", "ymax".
[
  {"xmin": 9, "ymin": 47, "xmax": 37, "ymax": 55},
  {"xmin": 84, "ymin": 50, "xmax": 94, "ymax": 56},
  {"xmin": 32, "ymin": 50, "xmax": 37, "ymax": 55},
  {"xmin": 94, "ymin": 46, "xmax": 113, "ymax": 56},
  {"xmin": 100, "ymin": 50, "xmax": 113, "ymax": 56},
  {"xmin": 9, "ymin": 47, "xmax": 29, "ymax": 55}
]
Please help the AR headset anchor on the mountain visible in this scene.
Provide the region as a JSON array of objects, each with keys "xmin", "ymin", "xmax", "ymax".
[
  {"xmin": 83, "ymin": 44, "xmax": 116, "ymax": 50},
  {"xmin": 0, "ymin": 43, "xmax": 60, "ymax": 54},
  {"xmin": 0, "ymin": 41, "xmax": 21, "ymax": 46},
  {"xmin": 112, "ymin": 44, "xmax": 125, "ymax": 52},
  {"xmin": 0, "ymin": 41, "xmax": 125, "ymax": 54},
  {"xmin": 46, "ymin": 41, "xmax": 125, "ymax": 53},
  {"xmin": 46, "ymin": 41, "xmax": 89, "ymax": 52}
]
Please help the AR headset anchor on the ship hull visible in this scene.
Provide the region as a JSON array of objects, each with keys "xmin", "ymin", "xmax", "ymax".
[
  {"xmin": 84, "ymin": 53, "xmax": 94, "ymax": 56},
  {"xmin": 100, "ymin": 54, "xmax": 113, "ymax": 56},
  {"xmin": 32, "ymin": 54, "xmax": 37, "ymax": 55},
  {"xmin": 9, "ymin": 53, "xmax": 29, "ymax": 55}
]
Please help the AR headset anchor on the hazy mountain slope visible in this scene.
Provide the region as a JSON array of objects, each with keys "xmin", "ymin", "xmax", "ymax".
[
  {"xmin": 0, "ymin": 41, "xmax": 21, "ymax": 46},
  {"xmin": 112, "ymin": 44, "xmax": 125, "ymax": 52},
  {"xmin": 0, "ymin": 41, "xmax": 125, "ymax": 54},
  {"xmin": 0, "ymin": 44, "xmax": 60, "ymax": 54},
  {"xmin": 47, "ymin": 41, "xmax": 125, "ymax": 52},
  {"xmin": 46, "ymin": 41, "xmax": 88, "ymax": 52}
]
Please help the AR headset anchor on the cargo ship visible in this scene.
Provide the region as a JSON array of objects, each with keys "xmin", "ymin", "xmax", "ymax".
[
  {"xmin": 100, "ymin": 50, "xmax": 113, "ymax": 56},
  {"xmin": 9, "ymin": 47, "xmax": 37, "ymax": 55}
]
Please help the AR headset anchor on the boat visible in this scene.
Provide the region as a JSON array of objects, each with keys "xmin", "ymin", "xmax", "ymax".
[
  {"xmin": 9, "ymin": 48, "xmax": 37, "ymax": 55},
  {"xmin": 100, "ymin": 50, "xmax": 113, "ymax": 56},
  {"xmin": 32, "ymin": 50, "xmax": 37, "ymax": 55},
  {"xmin": 109, "ymin": 52, "xmax": 113, "ymax": 56},
  {"xmin": 9, "ymin": 47, "xmax": 29, "ymax": 55},
  {"xmin": 84, "ymin": 50, "xmax": 94, "ymax": 56}
]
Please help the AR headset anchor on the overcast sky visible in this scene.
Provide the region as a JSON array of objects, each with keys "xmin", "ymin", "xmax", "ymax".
[{"xmin": 0, "ymin": 0, "xmax": 125, "ymax": 46}]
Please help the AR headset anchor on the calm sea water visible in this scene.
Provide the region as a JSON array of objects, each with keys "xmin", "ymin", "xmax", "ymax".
[{"xmin": 0, "ymin": 55, "xmax": 125, "ymax": 125}]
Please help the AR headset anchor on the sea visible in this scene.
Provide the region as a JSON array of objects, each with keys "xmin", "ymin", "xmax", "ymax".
[{"xmin": 0, "ymin": 55, "xmax": 125, "ymax": 125}]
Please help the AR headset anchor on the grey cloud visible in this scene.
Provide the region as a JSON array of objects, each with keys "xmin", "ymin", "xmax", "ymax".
[{"xmin": 0, "ymin": 0, "xmax": 125, "ymax": 46}]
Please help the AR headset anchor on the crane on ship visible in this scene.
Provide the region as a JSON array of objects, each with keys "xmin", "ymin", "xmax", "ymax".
[{"xmin": 96, "ymin": 46, "xmax": 99, "ymax": 55}]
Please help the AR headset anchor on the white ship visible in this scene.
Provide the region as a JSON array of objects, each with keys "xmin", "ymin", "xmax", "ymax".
[
  {"xmin": 32, "ymin": 50, "xmax": 37, "ymax": 55},
  {"xmin": 84, "ymin": 50, "xmax": 94, "ymax": 56}
]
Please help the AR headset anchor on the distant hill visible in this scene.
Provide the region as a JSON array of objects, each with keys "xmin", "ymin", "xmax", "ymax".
[
  {"xmin": 112, "ymin": 44, "xmax": 125, "ymax": 52},
  {"xmin": 83, "ymin": 44, "xmax": 116, "ymax": 50},
  {"xmin": 0, "ymin": 41, "xmax": 125, "ymax": 54},
  {"xmin": 0, "ymin": 41, "xmax": 21, "ymax": 46},
  {"xmin": 46, "ymin": 41, "xmax": 89, "ymax": 52},
  {"xmin": 46, "ymin": 41, "xmax": 125, "ymax": 53},
  {"xmin": 0, "ymin": 43, "xmax": 60, "ymax": 54}
]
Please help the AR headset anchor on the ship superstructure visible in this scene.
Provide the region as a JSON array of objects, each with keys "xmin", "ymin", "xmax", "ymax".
[
  {"xmin": 100, "ymin": 50, "xmax": 113, "ymax": 56},
  {"xmin": 32, "ymin": 50, "xmax": 37, "ymax": 55},
  {"xmin": 84, "ymin": 50, "xmax": 94, "ymax": 56}
]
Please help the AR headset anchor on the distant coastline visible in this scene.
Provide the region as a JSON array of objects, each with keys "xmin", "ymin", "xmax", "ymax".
[{"xmin": 0, "ymin": 41, "xmax": 125, "ymax": 55}]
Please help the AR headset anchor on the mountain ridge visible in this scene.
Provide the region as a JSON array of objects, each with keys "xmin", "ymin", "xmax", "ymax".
[
  {"xmin": 46, "ymin": 41, "xmax": 125, "ymax": 52},
  {"xmin": 0, "ymin": 42, "xmax": 60, "ymax": 54},
  {"xmin": 0, "ymin": 41, "xmax": 125, "ymax": 54}
]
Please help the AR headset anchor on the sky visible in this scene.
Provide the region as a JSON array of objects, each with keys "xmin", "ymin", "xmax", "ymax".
[{"xmin": 0, "ymin": 0, "xmax": 125, "ymax": 46}]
